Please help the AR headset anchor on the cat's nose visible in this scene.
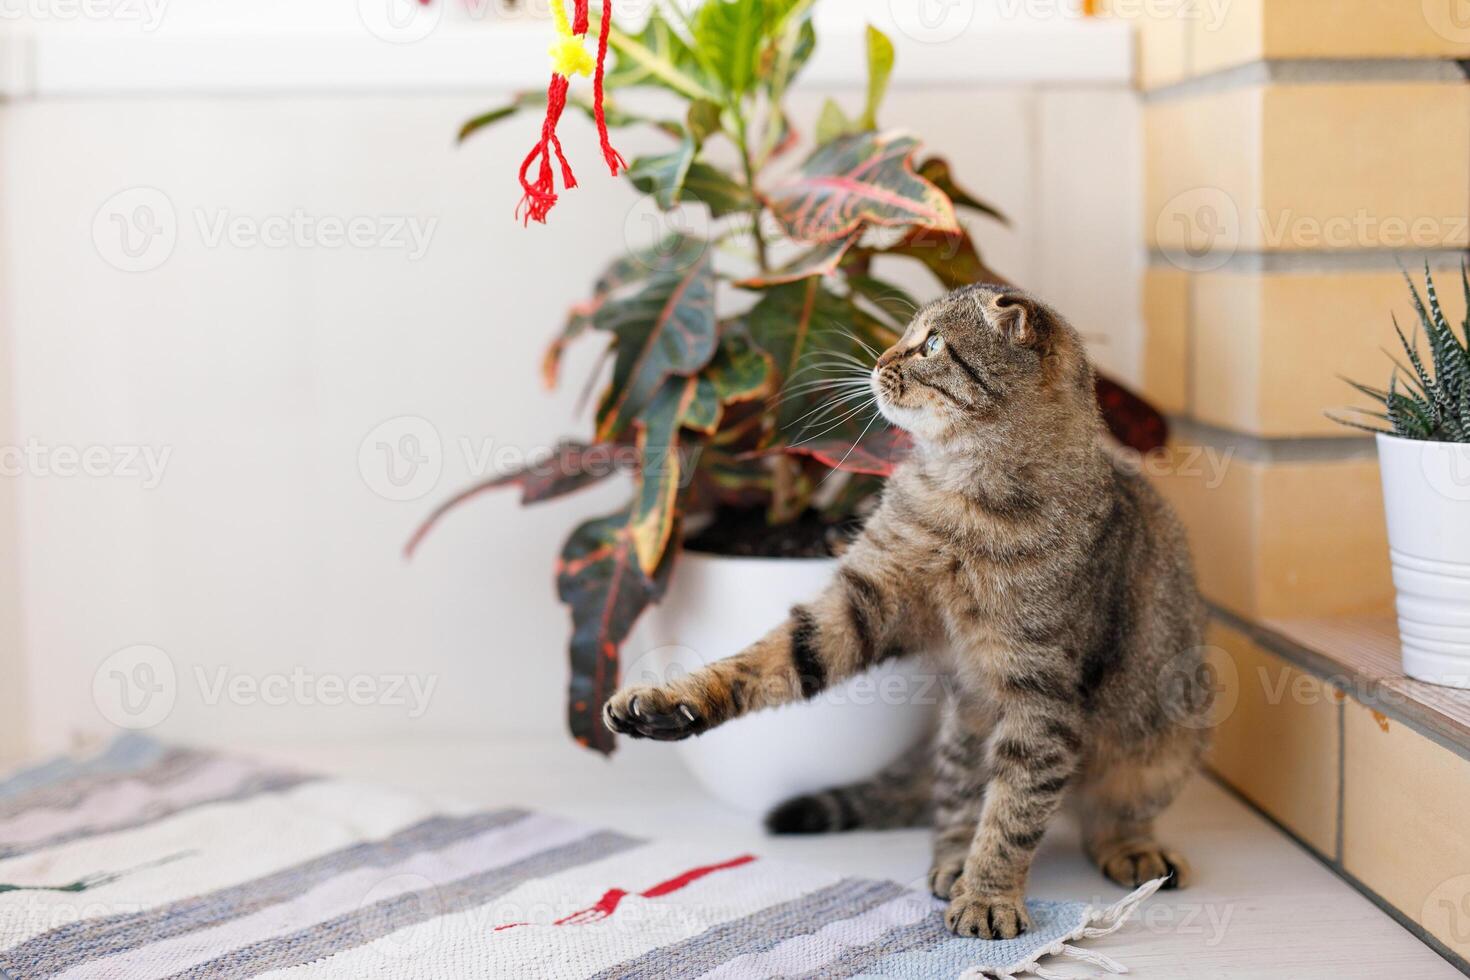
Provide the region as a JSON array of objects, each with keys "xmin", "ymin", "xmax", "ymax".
[{"xmin": 875, "ymin": 348, "xmax": 900, "ymax": 369}]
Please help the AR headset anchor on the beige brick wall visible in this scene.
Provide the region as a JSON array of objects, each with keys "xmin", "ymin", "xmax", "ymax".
[
  {"xmin": 1107, "ymin": 0, "xmax": 1470, "ymax": 88},
  {"xmin": 1147, "ymin": 83, "xmax": 1470, "ymax": 255},
  {"xmin": 1153, "ymin": 446, "xmax": 1392, "ymax": 619}
]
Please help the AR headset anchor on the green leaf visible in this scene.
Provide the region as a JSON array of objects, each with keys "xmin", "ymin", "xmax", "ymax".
[
  {"xmin": 460, "ymin": 90, "xmax": 684, "ymax": 145},
  {"xmin": 860, "ymin": 25, "xmax": 895, "ymax": 130},
  {"xmin": 686, "ymin": 99, "xmax": 724, "ymax": 145},
  {"xmin": 694, "ymin": 0, "xmax": 770, "ymax": 97},
  {"xmin": 595, "ymin": 251, "xmax": 720, "ymax": 441},
  {"xmin": 682, "ymin": 161, "xmax": 758, "ymax": 217},
  {"xmin": 706, "ymin": 331, "xmax": 776, "ymax": 408},
  {"xmin": 627, "ymin": 136, "xmax": 697, "ymax": 210},
  {"xmin": 815, "ymin": 98, "xmax": 856, "ymax": 146},
  {"xmin": 916, "ymin": 157, "xmax": 1008, "ymax": 224},
  {"xmin": 607, "ymin": 13, "xmax": 720, "ymax": 102},
  {"xmin": 457, "ymin": 92, "xmax": 541, "ymax": 143},
  {"xmin": 558, "ymin": 507, "xmax": 674, "ymax": 754},
  {"xmin": 767, "ymin": 132, "xmax": 960, "ymax": 244}
]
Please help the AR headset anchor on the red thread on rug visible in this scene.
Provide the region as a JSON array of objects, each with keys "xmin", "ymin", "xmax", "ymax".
[{"xmin": 493, "ymin": 854, "xmax": 757, "ymax": 932}]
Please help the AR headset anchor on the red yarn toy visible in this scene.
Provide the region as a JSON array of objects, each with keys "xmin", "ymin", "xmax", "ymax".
[{"xmin": 517, "ymin": 1, "xmax": 626, "ymax": 225}]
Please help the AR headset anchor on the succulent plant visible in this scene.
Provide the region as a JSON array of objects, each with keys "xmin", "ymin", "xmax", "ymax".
[{"xmin": 1335, "ymin": 265, "xmax": 1470, "ymax": 443}]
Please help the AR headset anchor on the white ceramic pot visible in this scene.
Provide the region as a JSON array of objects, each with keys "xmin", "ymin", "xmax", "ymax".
[
  {"xmin": 1377, "ymin": 433, "xmax": 1470, "ymax": 688},
  {"xmin": 630, "ymin": 550, "xmax": 936, "ymax": 813}
]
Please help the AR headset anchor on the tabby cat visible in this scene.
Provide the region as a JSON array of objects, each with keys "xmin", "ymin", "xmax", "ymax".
[{"xmin": 604, "ymin": 284, "xmax": 1210, "ymax": 939}]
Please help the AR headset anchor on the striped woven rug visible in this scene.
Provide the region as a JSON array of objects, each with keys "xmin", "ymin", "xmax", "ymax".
[{"xmin": 0, "ymin": 736, "xmax": 1159, "ymax": 979}]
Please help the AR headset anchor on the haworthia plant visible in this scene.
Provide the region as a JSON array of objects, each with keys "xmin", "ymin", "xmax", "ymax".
[{"xmin": 1334, "ymin": 265, "xmax": 1470, "ymax": 444}]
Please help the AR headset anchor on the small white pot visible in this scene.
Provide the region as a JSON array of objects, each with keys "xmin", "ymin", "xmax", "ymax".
[
  {"xmin": 1376, "ymin": 433, "xmax": 1470, "ymax": 688},
  {"xmin": 631, "ymin": 550, "xmax": 935, "ymax": 814}
]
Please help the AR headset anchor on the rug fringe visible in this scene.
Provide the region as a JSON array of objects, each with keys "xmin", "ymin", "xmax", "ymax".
[{"xmin": 959, "ymin": 876, "xmax": 1167, "ymax": 980}]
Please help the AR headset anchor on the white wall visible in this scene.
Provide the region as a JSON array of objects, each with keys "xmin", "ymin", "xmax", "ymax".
[{"xmin": 0, "ymin": 7, "xmax": 1140, "ymax": 756}]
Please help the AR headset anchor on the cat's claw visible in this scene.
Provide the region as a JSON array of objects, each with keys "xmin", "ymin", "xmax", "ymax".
[{"xmin": 603, "ymin": 687, "xmax": 705, "ymax": 740}]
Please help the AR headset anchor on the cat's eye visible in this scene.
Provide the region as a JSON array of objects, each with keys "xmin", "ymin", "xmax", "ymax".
[{"xmin": 922, "ymin": 333, "xmax": 943, "ymax": 356}]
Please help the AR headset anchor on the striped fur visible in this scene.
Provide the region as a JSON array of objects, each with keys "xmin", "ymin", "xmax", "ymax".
[{"xmin": 604, "ymin": 285, "xmax": 1210, "ymax": 939}]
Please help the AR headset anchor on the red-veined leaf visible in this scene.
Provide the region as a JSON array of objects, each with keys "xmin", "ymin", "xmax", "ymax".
[
  {"xmin": 735, "ymin": 232, "xmax": 859, "ymax": 288},
  {"xmin": 403, "ymin": 441, "xmax": 619, "ymax": 559},
  {"xmin": 545, "ymin": 234, "xmax": 709, "ymax": 388},
  {"xmin": 777, "ymin": 427, "xmax": 912, "ymax": 476},
  {"xmin": 559, "ymin": 507, "xmax": 677, "ymax": 754},
  {"xmin": 766, "ymin": 132, "xmax": 959, "ymax": 244},
  {"xmin": 594, "ymin": 251, "xmax": 719, "ymax": 440}
]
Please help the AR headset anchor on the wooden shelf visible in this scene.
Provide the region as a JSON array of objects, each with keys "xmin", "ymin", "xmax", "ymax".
[{"xmin": 1221, "ymin": 610, "xmax": 1470, "ymax": 759}]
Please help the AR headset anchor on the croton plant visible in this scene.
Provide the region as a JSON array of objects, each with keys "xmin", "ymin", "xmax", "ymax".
[{"xmin": 411, "ymin": 0, "xmax": 1166, "ymax": 753}]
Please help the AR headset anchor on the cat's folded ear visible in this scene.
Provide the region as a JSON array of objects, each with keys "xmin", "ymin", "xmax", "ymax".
[{"xmin": 988, "ymin": 292, "xmax": 1047, "ymax": 348}]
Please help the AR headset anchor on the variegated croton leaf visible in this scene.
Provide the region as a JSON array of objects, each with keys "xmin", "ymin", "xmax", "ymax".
[
  {"xmin": 403, "ymin": 441, "xmax": 622, "ymax": 559},
  {"xmin": 559, "ymin": 508, "xmax": 678, "ymax": 754},
  {"xmin": 765, "ymin": 132, "xmax": 959, "ymax": 244},
  {"xmin": 545, "ymin": 234, "xmax": 709, "ymax": 388},
  {"xmin": 595, "ymin": 249, "xmax": 719, "ymax": 441},
  {"xmin": 778, "ymin": 426, "xmax": 912, "ymax": 477}
]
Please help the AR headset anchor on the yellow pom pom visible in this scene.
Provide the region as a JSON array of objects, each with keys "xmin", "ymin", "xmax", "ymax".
[{"xmin": 549, "ymin": 36, "xmax": 596, "ymax": 78}]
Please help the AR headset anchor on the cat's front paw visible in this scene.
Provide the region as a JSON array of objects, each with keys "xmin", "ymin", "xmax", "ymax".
[
  {"xmin": 944, "ymin": 891, "xmax": 1030, "ymax": 940},
  {"xmin": 602, "ymin": 686, "xmax": 705, "ymax": 741}
]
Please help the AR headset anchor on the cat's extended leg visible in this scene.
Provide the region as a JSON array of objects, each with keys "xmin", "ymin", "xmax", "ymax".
[
  {"xmin": 1078, "ymin": 745, "xmax": 1195, "ymax": 890},
  {"xmin": 603, "ymin": 535, "xmax": 934, "ymax": 741},
  {"xmin": 944, "ymin": 677, "xmax": 1082, "ymax": 939},
  {"xmin": 928, "ymin": 690, "xmax": 993, "ymax": 899}
]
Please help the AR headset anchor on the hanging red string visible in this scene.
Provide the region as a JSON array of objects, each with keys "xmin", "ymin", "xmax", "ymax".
[{"xmin": 517, "ymin": 0, "xmax": 625, "ymax": 225}]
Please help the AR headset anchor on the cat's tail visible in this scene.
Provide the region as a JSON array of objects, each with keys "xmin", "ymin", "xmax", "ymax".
[{"xmin": 764, "ymin": 737, "xmax": 933, "ymax": 834}]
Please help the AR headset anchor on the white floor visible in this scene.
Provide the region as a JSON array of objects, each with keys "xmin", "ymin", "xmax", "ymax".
[{"xmin": 233, "ymin": 734, "xmax": 1459, "ymax": 979}]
